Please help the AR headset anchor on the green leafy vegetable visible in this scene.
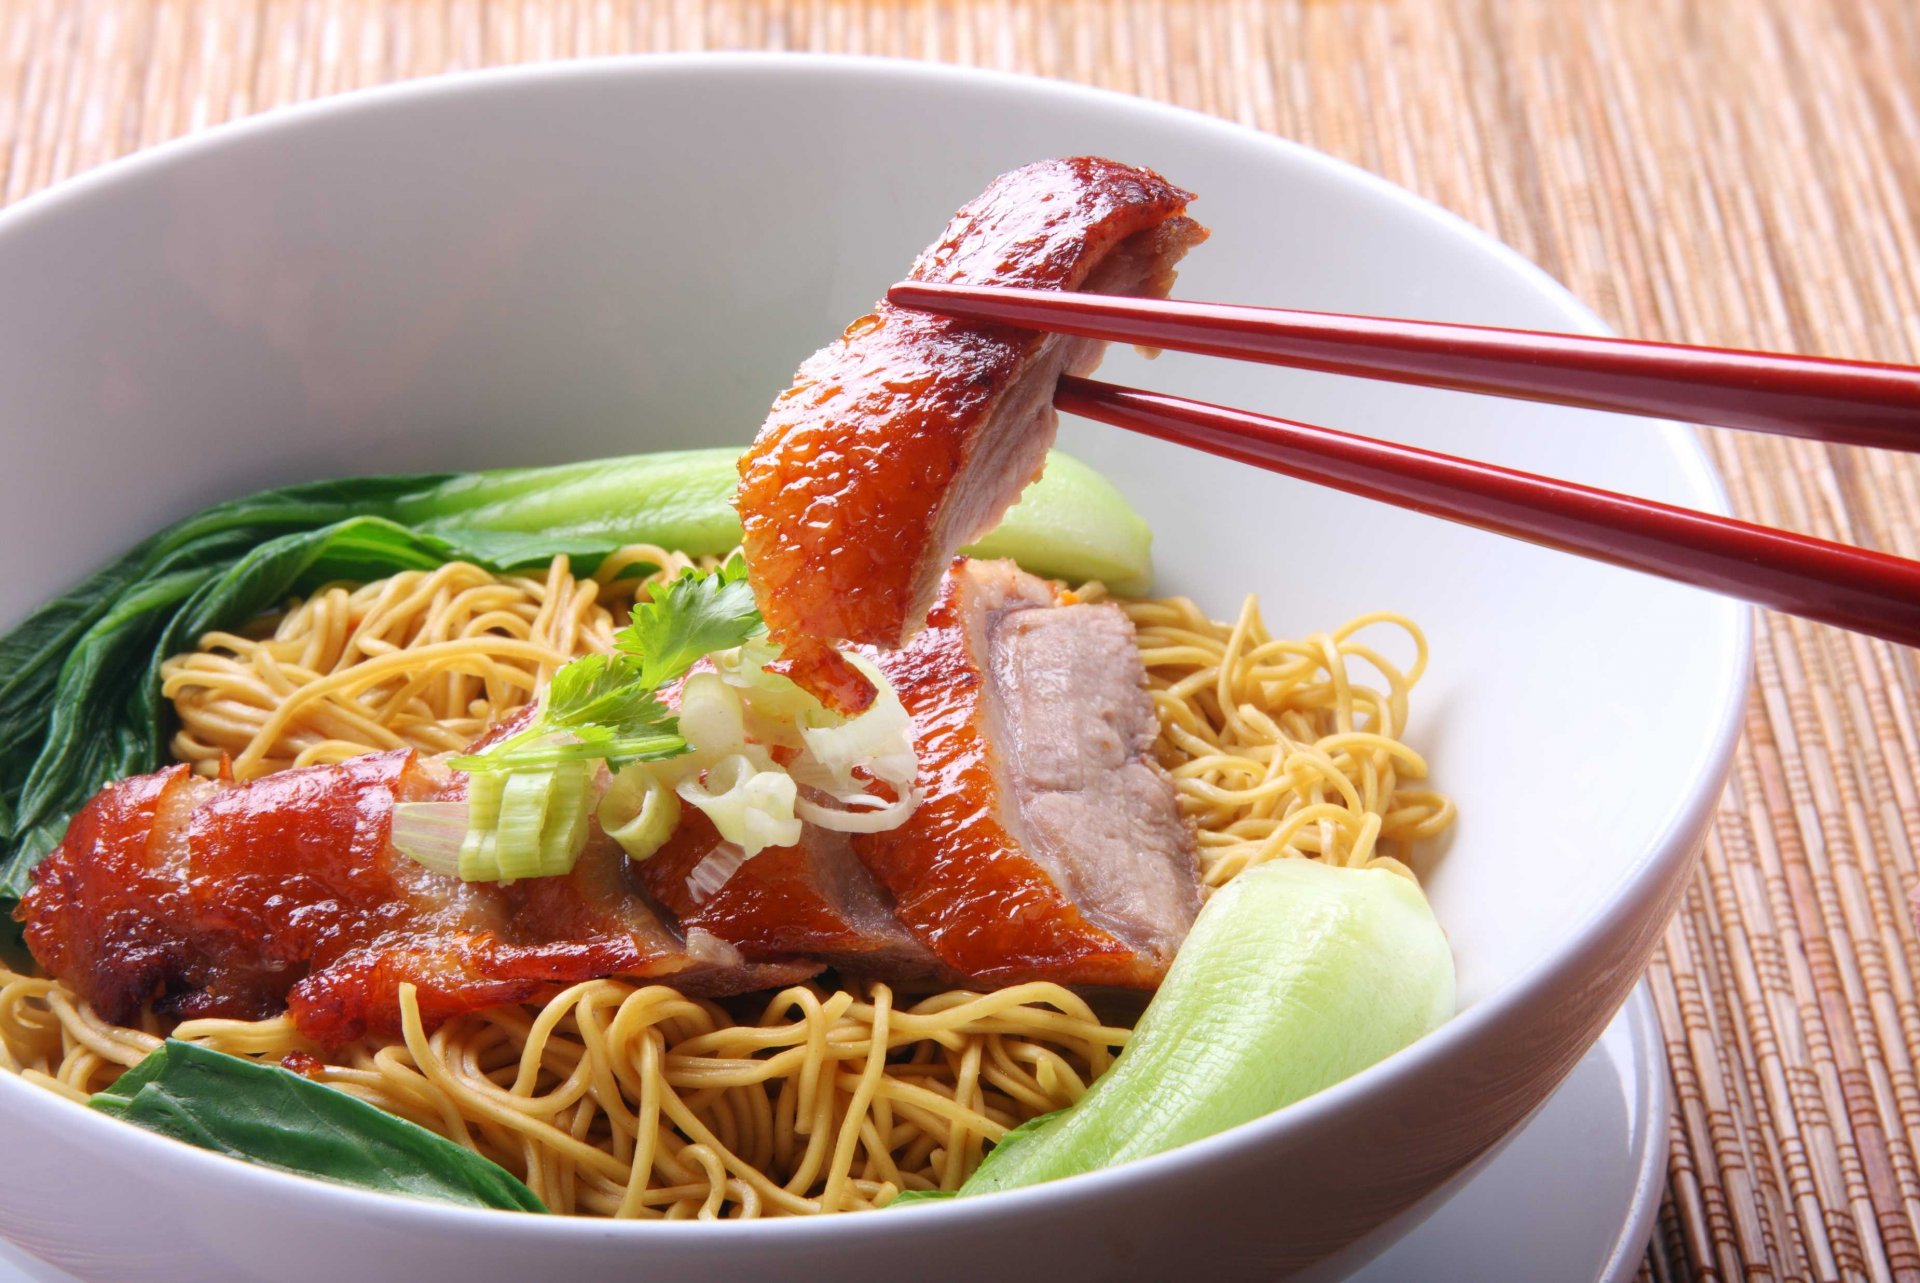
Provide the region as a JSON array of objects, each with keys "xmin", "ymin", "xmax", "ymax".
[
  {"xmin": 92, "ymin": 1040, "xmax": 545, "ymax": 1212},
  {"xmin": 929, "ymin": 859, "xmax": 1455, "ymax": 1200},
  {"xmin": 395, "ymin": 449, "xmax": 749, "ymax": 566},
  {"xmin": 0, "ymin": 453, "xmax": 743, "ymax": 908},
  {"xmin": 0, "ymin": 516, "xmax": 479, "ymax": 909}
]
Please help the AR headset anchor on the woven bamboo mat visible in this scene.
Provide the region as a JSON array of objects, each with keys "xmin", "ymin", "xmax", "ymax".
[{"xmin": 2, "ymin": 1, "xmax": 1918, "ymax": 1278}]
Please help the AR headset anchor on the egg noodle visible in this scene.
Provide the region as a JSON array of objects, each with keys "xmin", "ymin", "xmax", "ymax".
[{"xmin": 1, "ymin": 548, "xmax": 1451, "ymax": 1217}]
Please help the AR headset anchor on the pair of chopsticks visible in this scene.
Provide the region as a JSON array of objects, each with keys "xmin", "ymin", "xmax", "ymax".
[{"xmin": 888, "ymin": 281, "xmax": 1920, "ymax": 650}]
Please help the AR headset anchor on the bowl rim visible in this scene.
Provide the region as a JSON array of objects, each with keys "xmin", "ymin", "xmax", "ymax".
[{"xmin": 0, "ymin": 50, "xmax": 1753, "ymax": 1240}]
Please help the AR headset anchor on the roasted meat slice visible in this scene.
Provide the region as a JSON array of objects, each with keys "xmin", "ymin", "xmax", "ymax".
[
  {"xmin": 634, "ymin": 809, "xmax": 940, "ymax": 980},
  {"xmin": 738, "ymin": 157, "xmax": 1207, "ymax": 711},
  {"xmin": 853, "ymin": 558, "xmax": 1200, "ymax": 988},
  {"xmin": 19, "ymin": 751, "xmax": 813, "ymax": 1045}
]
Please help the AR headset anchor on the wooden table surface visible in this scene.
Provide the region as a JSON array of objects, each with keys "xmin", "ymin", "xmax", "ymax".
[{"xmin": 4, "ymin": 2, "xmax": 1919, "ymax": 1278}]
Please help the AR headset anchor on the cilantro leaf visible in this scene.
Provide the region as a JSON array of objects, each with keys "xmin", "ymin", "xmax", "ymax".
[
  {"xmin": 542, "ymin": 653, "xmax": 650, "ymax": 730},
  {"xmin": 452, "ymin": 663, "xmax": 684, "ymax": 772},
  {"xmin": 615, "ymin": 554, "xmax": 763, "ymax": 691},
  {"xmin": 452, "ymin": 558, "xmax": 764, "ymax": 775}
]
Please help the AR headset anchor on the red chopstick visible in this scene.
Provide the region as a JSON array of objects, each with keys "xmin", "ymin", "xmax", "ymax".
[
  {"xmin": 889, "ymin": 281, "xmax": 1920, "ymax": 451},
  {"xmin": 1053, "ymin": 375, "xmax": 1920, "ymax": 649}
]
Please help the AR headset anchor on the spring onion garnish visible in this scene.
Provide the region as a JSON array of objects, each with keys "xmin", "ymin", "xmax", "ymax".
[
  {"xmin": 387, "ymin": 802, "xmax": 470, "ymax": 878},
  {"xmin": 669, "ymin": 655, "xmax": 921, "ymax": 845},
  {"xmin": 676, "ymin": 753, "xmax": 803, "ymax": 856},
  {"xmin": 391, "ymin": 554, "xmax": 923, "ymax": 885},
  {"xmin": 685, "ymin": 844, "xmax": 748, "ymax": 906},
  {"xmin": 796, "ymin": 653, "xmax": 915, "ymax": 794},
  {"xmin": 455, "ymin": 760, "xmax": 597, "ymax": 883}
]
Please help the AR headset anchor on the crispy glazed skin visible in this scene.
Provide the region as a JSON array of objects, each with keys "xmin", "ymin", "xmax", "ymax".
[
  {"xmin": 852, "ymin": 560, "xmax": 1199, "ymax": 989},
  {"xmin": 19, "ymin": 752, "xmax": 811, "ymax": 1045},
  {"xmin": 738, "ymin": 157, "xmax": 1207, "ymax": 712}
]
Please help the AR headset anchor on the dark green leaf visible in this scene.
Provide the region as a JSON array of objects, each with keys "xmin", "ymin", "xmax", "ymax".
[
  {"xmin": 0, "ymin": 910, "xmax": 26, "ymax": 969},
  {"xmin": 0, "ymin": 568, "xmax": 210, "ymax": 899},
  {"xmin": 92, "ymin": 1040, "xmax": 545, "ymax": 1213}
]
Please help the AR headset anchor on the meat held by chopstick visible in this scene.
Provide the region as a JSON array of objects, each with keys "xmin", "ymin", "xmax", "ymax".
[{"xmin": 737, "ymin": 157, "xmax": 1208, "ymax": 712}]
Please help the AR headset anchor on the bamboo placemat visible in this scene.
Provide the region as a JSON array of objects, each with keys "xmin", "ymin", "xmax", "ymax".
[{"xmin": 3, "ymin": 2, "xmax": 1917, "ymax": 1278}]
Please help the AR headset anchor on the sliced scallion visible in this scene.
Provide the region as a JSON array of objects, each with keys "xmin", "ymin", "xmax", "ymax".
[
  {"xmin": 389, "ymin": 801, "xmax": 471, "ymax": 878},
  {"xmin": 600, "ymin": 765, "xmax": 680, "ymax": 863},
  {"xmin": 457, "ymin": 770, "xmax": 509, "ymax": 882}
]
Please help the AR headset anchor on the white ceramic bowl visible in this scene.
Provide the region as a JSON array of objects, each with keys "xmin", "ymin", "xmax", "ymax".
[{"xmin": 0, "ymin": 56, "xmax": 1748, "ymax": 1282}]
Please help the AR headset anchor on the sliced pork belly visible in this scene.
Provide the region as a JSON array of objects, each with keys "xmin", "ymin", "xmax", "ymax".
[
  {"xmin": 634, "ymin": 810, "xmax": 940, "ymax": 980},
  {"xmin": 738, "ymin": 157, "xmax": 1207, "ymax": 711},
  {"xmin": 852, "ymin": 559, "xmax": 1200, "ymax": 989},
  {"xmin": 20, "ymin": 751, "xmax": 814, "ymax": 1045}
]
